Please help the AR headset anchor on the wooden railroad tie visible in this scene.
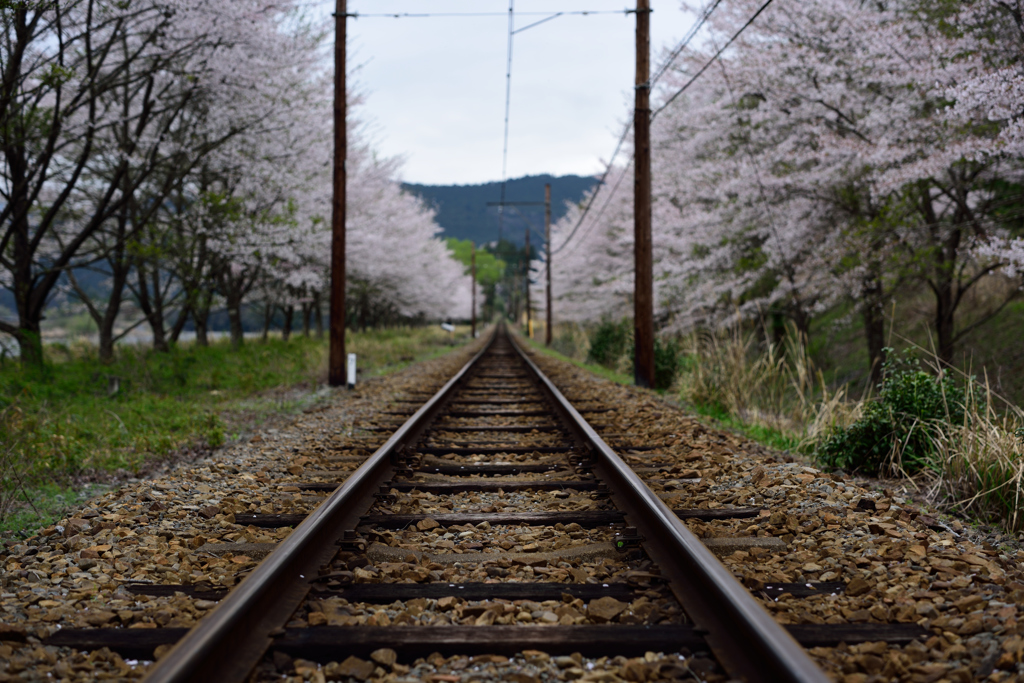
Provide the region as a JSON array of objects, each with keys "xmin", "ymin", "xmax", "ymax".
[{"xmin": 46, "ymin": 623, "xmax": 931, "ymax": 660}]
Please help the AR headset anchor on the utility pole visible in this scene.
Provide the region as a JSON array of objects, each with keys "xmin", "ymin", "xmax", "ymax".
[
  {"xmin": 486, "ymin": 200, "xmax": 543, "ymax": 334},
  {"xmin": 633, "ymin": 0, "xmax": 655, "ymax": 389},
  {"xmin": 328, "ymin": 0, "xmax": 347, "ymax": 387},
  {"xmin": 471, "ymin": 243, "xmax": 477, "ymax": 338},
  {"xmin": 544, "ymin": 183, "xmax": 552, "ymax": 346},
  {"xmin": 524, "ymin": 222, "xmax": 531, "ymax": 336}
]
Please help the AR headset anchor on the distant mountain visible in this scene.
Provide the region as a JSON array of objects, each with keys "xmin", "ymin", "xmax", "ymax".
[{"xmin": 403, "ymin": 174, "xmax": 598, "ymax": 247}]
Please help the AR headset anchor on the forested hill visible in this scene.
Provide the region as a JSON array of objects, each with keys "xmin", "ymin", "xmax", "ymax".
[{"xmin": 403, "ymin": 174, "xmax": 597, "ymax": 246}]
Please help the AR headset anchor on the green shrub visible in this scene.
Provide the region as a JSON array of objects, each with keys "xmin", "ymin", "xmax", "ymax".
[
  {"xmin": 652, "ymin": 337, "xmax": 682, "ymax": 391},
  {"xmin": 587, "ymin": 319, "xmax": 632, "ymax": 369},
  {"xmin": 816, "ymin": 349, "xmax": 968, "ymax": 474}
]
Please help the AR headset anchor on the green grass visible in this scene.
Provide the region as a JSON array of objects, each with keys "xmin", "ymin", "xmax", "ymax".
[
  {"xmin": 521, "ymin": 334, "xmax": 634, "ymax": 386},
  {"xmin": 0, "ymin": 326, "xmax": 473, "ymax": 535},
  {"xmin": 686, "ymin": 401, "xmax": 802, "ymax": 453},
  {"xmin": 522, "ymin": 330, "xmax": 802, "ymax": 454}
]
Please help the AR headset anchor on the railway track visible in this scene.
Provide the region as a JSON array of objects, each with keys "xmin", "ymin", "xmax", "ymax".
[{"xmin": 32, "ymin": 325, "xmax": 973, "ymax": 681}]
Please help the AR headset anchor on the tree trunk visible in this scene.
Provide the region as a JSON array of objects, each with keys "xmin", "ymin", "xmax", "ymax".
[
  {"xmin": 302, "ymin": 303, "xmax": 311, "ymax": 337},
  {"xmin": 789, "ymin": 303, "xmax": 811, "ymax": 352},
  {"xmin": 96, "ymin": 247, "xmax": 131, "ymax": 363},
  {"xmin": 920, "ymin": 185, "xmax": 960, "ymax": 367},
  {"xmin": 195, "ymin": 308, "xmax": 209, "ymax": 347},
  {"xmin": 262, "ymin": 302, "xmax": 272, "ymax": 341},
  {"xmin": 934, "ymin": 280, "xmax": 956, "ymax": 366},
  {"xmin": 14, "ymin": 322, "xmax": 43, "ymax": 367},
  {"xmin": 358, "ymin": 291, "xmax": 368, "ymax": 332},
  {"xmin": 226, "ymin": 288, "xmax": 245, "ymax": 350},
  {"xmin": 9, "ymin": 151, "xmax": 43, "ymax": 366},
  {"xmin": 136, "ymin": 259, "xmax": 169, "ymax": 352},
  {"xmin": 168, "ymin": 304, "xmax": 190, "ymax": 345},
  {"xmin": 314, "ymin": 293, "xmax": 324, "ymax": 339},
  {"xmin": 770, "ymin": 310, "xmax": 786, "ymax": 348},
  {"xmin": 862, "ymin": 297, "xmax": 886, "ymax": 388},
  {"xmin": 282, "ymin": 305, "xmax": 294, "ymax": 341}
]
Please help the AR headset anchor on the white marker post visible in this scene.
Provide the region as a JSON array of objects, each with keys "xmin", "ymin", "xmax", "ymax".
[
  {"xmin": 347, "ymin": 353, "xmax": 356, "ymax": 389},
  {"xmin": 441, "ymin": 322, "xmax": 455, "ymax": 345}
]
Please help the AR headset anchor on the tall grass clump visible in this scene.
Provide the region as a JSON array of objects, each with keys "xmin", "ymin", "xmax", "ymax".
[
  {"xmin": 550, "ymin": 323, "xmax": 591, "ymax": 364},
  {"xmin": 675, "ymin": 323, "xmax": 860, "ymax": 452},
  {"xmin": 928, "ymin": 392, "xmax": 1024, "ymax": 531},
  {"xmin": 0, "ymin": 404, "xmax": 42, "ymax": 524},
  {"xmin": 812, "ymin": 347, "xmax": 1024, "ymax": 532},
  {"xmin": 669, "ymin": 324, "xmax": 1024, "ymax": 533}
]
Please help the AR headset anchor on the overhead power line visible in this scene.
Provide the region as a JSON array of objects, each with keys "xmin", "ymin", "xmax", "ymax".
[
  {"xmin": 652, "ymin": 0, "xmax": 774, "ymax": 120},
  {"xmin": 551, "ymin": 0, "xmax": 725, "ymax": 256},
  {"xmin": 648, "ymin": 0, "xmax": 724, "ymax": 87},
  {"xmin": 346, "ymin": 10, "xmax": 632, "ymax": 19},
  {"xmin": 550, "ymin": 118, "xmax": 633, "ymax": 256},
  {"xmin": 554, "ymin": 0, "xmax": 774, "ymax": 256},
  {"xmin": 498, "ymin": 0, "xmax": 515, "ymax": 243}
]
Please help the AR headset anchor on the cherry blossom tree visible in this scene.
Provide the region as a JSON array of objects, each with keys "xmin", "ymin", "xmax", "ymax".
[{"xmin": 544, "ymin": 0, "xmax": 1024, "ymax": 379}]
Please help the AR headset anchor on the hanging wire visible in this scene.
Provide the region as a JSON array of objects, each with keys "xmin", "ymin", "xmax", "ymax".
[
  {"xmin": 498, "ymin": 0, "xmax": 515, "ymax": 244},
  {"xmin": 652, "ymin": 0, "xmax": 774, "ymax": 120},
  {"xmin": 551, "ymin": 0, "xmax": 720, "ymax": 256},
  {"xmin": 346, "ymin": 10, "xmax": 631, "ymax": 19},
  {"xmin": 553, "ymin": 0, "xmax": 773, "ymax": 256}
]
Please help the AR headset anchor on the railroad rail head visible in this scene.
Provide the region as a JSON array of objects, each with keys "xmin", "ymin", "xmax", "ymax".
[
  {"xmin": 140, "ymin": 324, "xmax": 829, "ymax": 683},
  {"xmin": 141, "ymin": 330, "xmax": 500, "ymax": 683}
]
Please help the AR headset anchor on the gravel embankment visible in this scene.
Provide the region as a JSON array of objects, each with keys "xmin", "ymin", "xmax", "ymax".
[
  {"xmin": 526, "ymin": 344, "xmax": 1024, "ymax": 683},
  {"xmin": 2, "ymin": 335, "xmax": 1022, "ymax": 683}
]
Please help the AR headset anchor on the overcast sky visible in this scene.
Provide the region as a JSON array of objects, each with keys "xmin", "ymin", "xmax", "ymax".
[{"xmin": 338, "ymin": 1, "xmax": 696, "ymax": 185}]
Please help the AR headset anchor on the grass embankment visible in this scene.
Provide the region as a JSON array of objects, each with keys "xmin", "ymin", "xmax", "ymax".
[
  {"xmin": 527, "ymin": 327, "xmax": 801, "ymax": 452},
  {"xmin": 538, "ymin": 321, "xmax": 1024, "ymax": 534},
  {"xmin": 0, "ymin": 326, "xmax": 473, "ymax": 534}
]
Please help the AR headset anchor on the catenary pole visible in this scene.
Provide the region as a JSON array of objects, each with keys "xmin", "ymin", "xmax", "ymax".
[
  {"xmin": 524, "ymin": 221, "xmax": 531, "ymax": 336},
  {"xmin": 633, "ymin": 0, "xmax": 655, "ymax": 388},
  {"xmin": 328, "ymin": 0, "xmax": 347, "ymax": 387},
  {"xmin": 545, "ymin": 183, "xmax": 552, "ymax": 346},
  {"xmin": 471, "ymin": 244, "xmax": 477, "ymax": 338}
]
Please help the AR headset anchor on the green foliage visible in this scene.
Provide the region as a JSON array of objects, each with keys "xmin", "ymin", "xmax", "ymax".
[
  {"xmin": 816, "ymin": 349, "xmax": 968, "ymax": 474},
  {"xmin": 0, "ymin": 327, "xmax": 469, "ymax": 533},
  {"xmin": 584, "ymin": 319, "xmax": 681, "ymax": 391},
  {"xmin": 587, "ymin": 319, "xmax": 632, "ymax": 369},
  {"xmin": 583, "ymin": 319, "xmax": 681, "ymax": 390},
  {"xmin": 444, "ymin": 238, "xmax": 506, "ymax": 287},
  {"xmin": 652, "ymin": 337, "xmax": 682, "ymax": 392}
]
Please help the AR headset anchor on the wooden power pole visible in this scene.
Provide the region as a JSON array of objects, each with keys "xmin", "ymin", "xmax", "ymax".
[
  {"xmin": 328, "ymin": 0, "xmax": 347, "ymax": 387},
  {"xmin": 524, "ymin": 222, "xmax": 531, "ymax": 336},
  {"xmin": 633, "ymin": 0, "xmax": 655, "ymax": 388},
  {"xmin": 471, "ymin": 243, "xmax": 477, "ymax": 338},
  {"xmin": 544, "ymin": 183, "xmax": 552, "ymax": 346}
]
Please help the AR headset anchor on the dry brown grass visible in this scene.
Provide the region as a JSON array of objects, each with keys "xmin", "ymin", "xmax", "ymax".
[
  {"xmin": 678, "ymin": 326, "xmax": 1024, "ymax": 533},
  {"xmin": 677, "ymin": 324, "xmax": 858, "ymax": 440},
  {"xmin": 923, "ymin": 373, "xmax": 1024, "ymax": 532}
]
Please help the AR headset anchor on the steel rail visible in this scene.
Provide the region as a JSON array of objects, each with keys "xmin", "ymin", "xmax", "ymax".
[
  {"xmin": 143, "ymin": 329, "xmax": 498, "ymax": 683},
  {"xmin": 507, "ymin": 332, "xmax": 829, "ymax": 683}
]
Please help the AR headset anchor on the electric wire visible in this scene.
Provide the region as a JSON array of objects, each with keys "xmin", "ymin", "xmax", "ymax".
[
  {"xmin": 346, "ymin": 10, "xmax": 631, "ymax": 19},
  {"xmin": 551, "ymin": 0, "xmax": 723, "ymax": 256},
  {"xmin": 648, "ymin": 0, "xmax": 724, "ymax": 87},
  {"xmin": 559, "ymin": 155, "xmax": 634, "ymax": 259},
  {"xmin": 498, "ymin": 0, "xmax": 515, "ymax": 243},
  {"xmin": 553, "ymin": 0, "xmax": 773, "ymax": 256},
  {"xmin": 513, "ymin": 12, "xmax": 564, "ymax": 34},
  {"xmin": 550, "ymin": 117, "xmax": 633, "ymax": 256},
  {"xmin": 652, "ymin": 0, "xmax": 774, "ymax": 120}
]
